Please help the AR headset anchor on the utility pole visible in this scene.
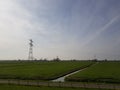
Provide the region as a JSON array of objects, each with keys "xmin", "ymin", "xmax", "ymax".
[{"xmin": 28, "ymin": 39, "xmax": 34, "ymax": 60}]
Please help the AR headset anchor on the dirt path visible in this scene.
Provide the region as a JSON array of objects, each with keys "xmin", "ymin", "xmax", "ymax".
[{"xmin": 0, "ymin": 79, "xmax": 119, "ymax": 90}]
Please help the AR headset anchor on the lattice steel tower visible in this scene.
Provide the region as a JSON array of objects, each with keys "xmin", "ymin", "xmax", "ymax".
[{"xmin": 28, "ymin": 39, "xmax": 34, "ymax": 60}]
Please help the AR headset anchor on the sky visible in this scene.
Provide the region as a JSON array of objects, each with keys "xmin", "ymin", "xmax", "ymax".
[{"xmin": 0, "ymin": 0, "xmax": 120, "ymax": 60}]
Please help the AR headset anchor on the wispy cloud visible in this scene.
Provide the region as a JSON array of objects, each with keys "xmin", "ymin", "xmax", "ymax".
[
  {"xmin": 82, "ymin": 15, "xmax": 120, "ymax": 47},
  {"xmin": 0, "ymin": 0, "xmax": 120, "ymax": 60}
]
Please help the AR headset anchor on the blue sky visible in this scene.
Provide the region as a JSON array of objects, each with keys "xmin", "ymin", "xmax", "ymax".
[{"xmin": 0, "ymin": 0, "xmax": 120, "ymax": 60}]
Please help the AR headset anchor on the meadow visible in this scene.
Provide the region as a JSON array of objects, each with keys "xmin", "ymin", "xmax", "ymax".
[
  {"xmin": 66, "ymin": 61, "xmax": 120, "ymax": 83},
  {"xmin": 0, "ymin": 84, "xmax": 110, "ymax": 90},
  {"xmin": 0, "ymin": 60, "xmax": 93, "ymax": 80}
]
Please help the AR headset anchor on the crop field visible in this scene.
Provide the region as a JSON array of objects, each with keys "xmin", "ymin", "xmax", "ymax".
[
  {"xmin": 66, "ymin": 61, "xmax": 120, "ymax": 83},
  {"xmin": 0, "ymin": 84, "xmax": 110, "ymax": 90},
  {"xmin": 0, "ymin": 61, "xmax": 94, "ymax": 80}
]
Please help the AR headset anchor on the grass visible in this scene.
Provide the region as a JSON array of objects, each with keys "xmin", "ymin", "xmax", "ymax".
[
  {"xmin": 66, "ymin": 61, "xmax": 120, "ymax": 83},
  {"xmin": 0, "ymin": 84, "xmax": 110, "ymax": 90},
  {"xmin": 0, "ymin": 61, "xmax": 94, "ymax": 80}
]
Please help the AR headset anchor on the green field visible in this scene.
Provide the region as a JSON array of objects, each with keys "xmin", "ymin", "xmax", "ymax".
[
  {"xmin": 0, "ymin": 61, "xmax": 93, "ymax": 80},
  {"xmin": 66, "ymin": 61, "xmax": 120, "ymax": 83},
  {"xmin": 0, "ymin": 84, "xmax": 110, "ymax": 90}
]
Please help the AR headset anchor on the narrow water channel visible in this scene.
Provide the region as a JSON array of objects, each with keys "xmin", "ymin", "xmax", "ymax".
[
  {"xmin": 52, "ymin": 62, "xmax": 98, "ymax": 82},
  {"xmin": 52, "ymin": 68, "xmax": 86, "ymax": 82}
]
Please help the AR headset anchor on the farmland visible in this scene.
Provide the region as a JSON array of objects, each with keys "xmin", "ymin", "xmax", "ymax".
[
  {"xmin": 0, "ymin": 60, "xmax": 119, "ymax": 89},
  {"xmin": 0, "ymin": 84, "xmax": 110, "ymax": 90},
  {"xmin": 66, "ymin": 61, "xmax": 120, "ymax": 83},
  {"xmin": 0, "ymin": 61, "xmax": 94, "ymax": 80}
]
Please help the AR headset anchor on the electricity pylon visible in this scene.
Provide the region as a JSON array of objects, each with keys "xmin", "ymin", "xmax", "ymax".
[{"xmin": 28, "ymin": 39, "xmax": 34, "ymax": 60}]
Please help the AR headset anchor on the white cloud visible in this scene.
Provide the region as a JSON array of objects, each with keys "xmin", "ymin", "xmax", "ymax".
[
  {"xmin": 0, "ymin": 0, "xmax": 70, "ymax": 59},
  {"xmin": 0, "ymin": 0, "xmax": 120, "ymax": 60},
  {"xmin": 0, "ymin": 0, "xmax": 32, "ymax": 59},
  {"xmin": 82, "ymin": 15, "xmax": 120, "ymax": 47}
]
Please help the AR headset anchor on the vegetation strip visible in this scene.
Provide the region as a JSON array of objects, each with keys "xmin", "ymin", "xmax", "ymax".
[{"xmin": 0, "ymin": 79, "xmax": 119, "ymax": 89}]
